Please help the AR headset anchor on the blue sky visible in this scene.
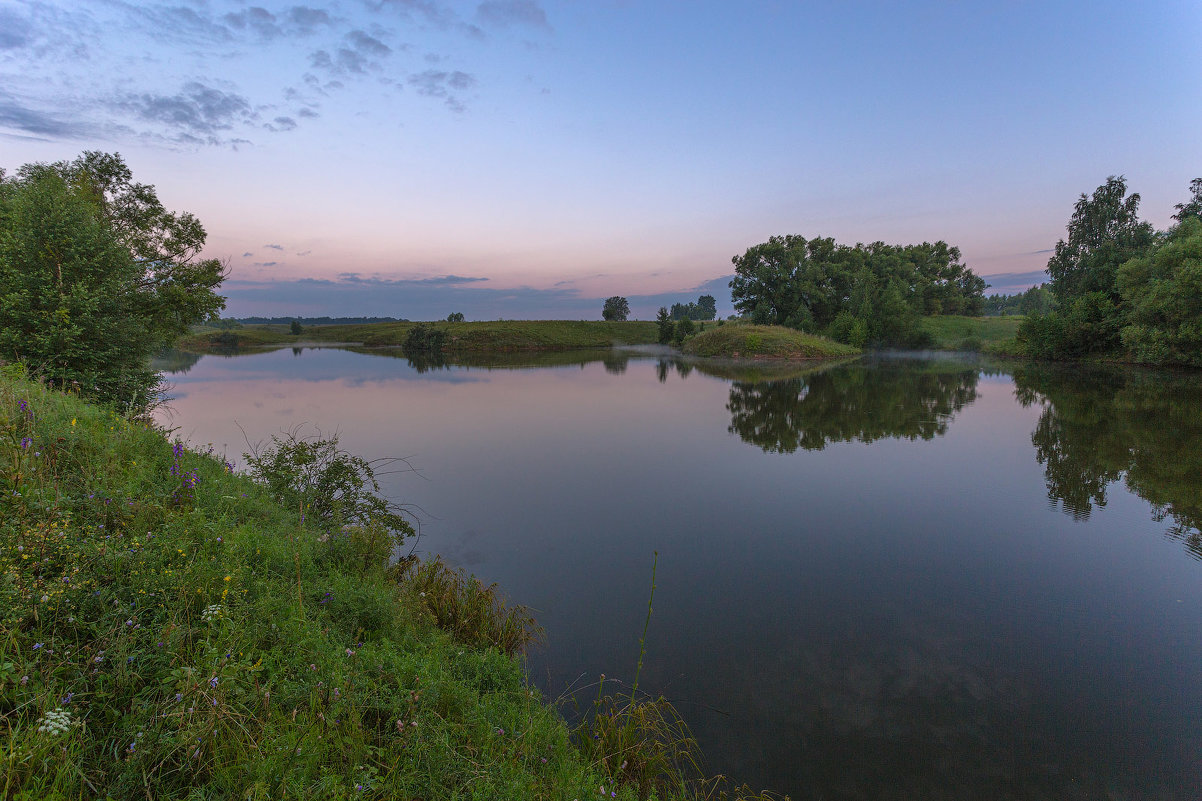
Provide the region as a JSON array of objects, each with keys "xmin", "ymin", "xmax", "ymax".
[{"xmin": 1, "ymin": 0, "xmax": 1199, "ymax": 319}]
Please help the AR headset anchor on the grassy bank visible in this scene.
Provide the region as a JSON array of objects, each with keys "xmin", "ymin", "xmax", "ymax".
[
  {"xmin": 0, "ymin": 367, "xmax": 773, "ymax": 800},
  {"xmin": 179, "ymin": 321, "xmax": 660, "ymax": 353},
  {"xmin": 916, "ymin": 315, "xmax": 1024, "ymax": 352},
  {"xmin": 681, "ymin": 325, "xmax": 859, "ymax": 360}
]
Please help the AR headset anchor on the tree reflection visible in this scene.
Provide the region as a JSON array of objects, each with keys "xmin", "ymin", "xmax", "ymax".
[
  {"xmin": 727, "ymin": 360, "xmax": 980, "ymax": 453},
  {"xmin": 150, "ymin": 348, "xmax": 203, "ymax": 375},
  {"xmin": 1013, "ymin": 363, "xmax": 1202, "ymax": 557}
]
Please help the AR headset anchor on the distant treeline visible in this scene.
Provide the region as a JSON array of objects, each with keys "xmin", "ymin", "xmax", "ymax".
[
  {"xmin": 982, "ymin": 286, "xmax": 1055, "ymax": 316},
  {"xmin": 233, "ymin": 316, "xmax": 405, "ymax": 326}
]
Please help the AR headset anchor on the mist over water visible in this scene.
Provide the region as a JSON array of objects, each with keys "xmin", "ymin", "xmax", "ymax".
[{"xmin": 155, "ymin": 347, "xmax": 1202, "ymax": 800}]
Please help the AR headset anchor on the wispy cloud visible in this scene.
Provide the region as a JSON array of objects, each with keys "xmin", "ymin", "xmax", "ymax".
[{"xmin": 475, "ymin": 1, "xmax": 550, "ymax": 30}]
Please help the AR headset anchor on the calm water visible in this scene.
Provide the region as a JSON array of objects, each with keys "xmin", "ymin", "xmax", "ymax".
[{"xmin": 154, "ymin": 347, "xmax": 1202, "ymax": 800}]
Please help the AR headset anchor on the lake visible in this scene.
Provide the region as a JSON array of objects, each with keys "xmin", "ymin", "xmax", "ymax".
[{"xmin": 153, "ymin": 346, "xmax": 1202, "ymax": 800}]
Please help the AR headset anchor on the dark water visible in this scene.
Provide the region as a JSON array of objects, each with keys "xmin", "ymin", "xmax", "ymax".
[{"xmin": 154, "ymin": 347, "xmax": 1202, "ymax": 800}]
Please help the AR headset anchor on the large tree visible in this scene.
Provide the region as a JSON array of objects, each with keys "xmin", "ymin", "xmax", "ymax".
[
  {"xmin": 0, "ymin": 152, "xmax": 226, "ymax": 410},
  {"xmin": 1045, "ymin": 175, "xmax": 1156, "ymax": 303}
]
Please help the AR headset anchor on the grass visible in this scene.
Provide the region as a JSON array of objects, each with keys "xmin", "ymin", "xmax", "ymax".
[
  {"xmin": 681, "ymin": 325, "xmax": 859, "ymax": 360},
  {"xmin": 917, "ymin": 315, "xmax": 1024, "ymax": 352},
  {"xmin": 179, "ymin": 321, "xmax": 661, "ymax": 353},
  {"xmin": 0, "ymin": 365, "xmax": 783, "ymax": 800}
]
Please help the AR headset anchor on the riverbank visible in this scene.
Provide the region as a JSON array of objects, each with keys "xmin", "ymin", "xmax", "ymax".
[
  {"xmin": 0, "ymin": 366, "xmax": 771, "ymax": 799},
  {"xmin": 179, "ymin": 320, "xmax": 661, "ymax": 353}
]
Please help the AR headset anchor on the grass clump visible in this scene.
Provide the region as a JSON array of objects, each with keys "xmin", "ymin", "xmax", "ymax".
[{"xmin": 682, "ymin": 325, "xmax": 858, "ymax": 360}]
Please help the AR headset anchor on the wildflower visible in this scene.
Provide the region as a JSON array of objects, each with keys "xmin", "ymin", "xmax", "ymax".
[
  {"xmin": 36, "ymin": 708, "xmax": 72, "ymax": 736},
  {"xmin": 345, "ymin": 648, "xmax": 355, "ymax": 657},
  {"xmin": 40, "ymin": 595, "xmax": 49, "ymax": 603},
  {"xmin": 32, "ymin": 643, "xmax": 42, "ymax": 650},
  {"xmin": 210, "ymin": 676, "xmax": 218, "ymax": 688},
  {"xmin": 20, "ymin": 438, "xmax": 31, "ymax": 449}
]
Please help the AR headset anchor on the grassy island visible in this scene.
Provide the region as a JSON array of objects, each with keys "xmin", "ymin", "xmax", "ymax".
[
  {"xmin": 681, "ymin": 325, "xmax": 859, "ymax": 360},
  {"xmin": 0, "ymin": 367, "xmax": 773, "ymax": 800}
]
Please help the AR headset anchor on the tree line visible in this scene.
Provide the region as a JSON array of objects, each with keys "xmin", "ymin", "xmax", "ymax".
[{"xmin": 728, "ymin": 237, "xmax": 986, "ymax": 347}]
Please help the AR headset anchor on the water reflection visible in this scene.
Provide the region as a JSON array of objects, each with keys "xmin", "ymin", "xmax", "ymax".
[
  {"xmin": 726, "ymin": 358, "xmax": 980, "ymax": 453},
  {"xmin": 1013, "ymin": 363, "xmax": 1202, "ymax": 558},
  {"xmin": 152, "ymin": 346, "xmax": 1202, "ymax": 799}
]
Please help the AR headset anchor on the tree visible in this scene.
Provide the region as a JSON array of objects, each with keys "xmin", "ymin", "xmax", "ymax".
[
  {"xmin": 290, "ymin": 320, "xmax": 303, "ymax": 335},
  {"xmin": 656, "ymin": 306, "xmax": 674, "ymax": 344},
  {"xmin": 696, "ymin": 294, "xmax": 717, "ymax": 320},
  {"xmin": 0, "ymin": 152, "xmax": 226, "ymax": 410},
  {"xmin": 1045, "ymin": 176, "xmax": 1155, "ymax": 303},
  {"xmin": 446, "ymin": 312, "xmax": 465, "ymax": 322},
  {"xmin": 1117, "ymin": 217, "xmax": 1202, "ymax": 365},
  {"xmin": 1172, "ymin": 178, "xmax": 1202, "ymax": 223},
  {"xmin": 602, "ymin": 296, "xmax": 630, "ymax": 321}
]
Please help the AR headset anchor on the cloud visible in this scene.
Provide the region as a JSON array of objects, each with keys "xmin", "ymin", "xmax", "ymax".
[
  {"xmin": 242, "ymin": 251, "xmax": 254, "ymax": 258},
  {"xmin": 119, "ymin": 81, "xmax": 257, "ymax": 143},
  {"xmin": 406, "ymin": 70, "xmax": 476, "ymax": 109},
  {"xmin": 346, "ymin": 29, "xmax": 391, "ymax": 57},
  {"xmin": 264, "ymin": 244, "xmax": 285, "ymax": 250},
  {"xmin": 266, "ymin": 116, "xmax": 297, "ymax": 131},
  {"xmin": 0, "ymin": 91, "xmax": 93, "ymax": 139},
  {"xmin": 132, "ymin": 5, "xmax": 233, "ymax": 44},
  {"xmin": 296, "ymin": 106, "xmax": 320, "ymax": 118},
  {"xmin": 0, "ymin": 7, "xmax": 32, "ymax": 49},
  {"xmin": 371, "ymin": 0, "xmax": 458, "ymax": 28},
  {"xmin": 223, "ymin": 7, "xmax": 282, "ymax": 39},
  {"xmin": 255, "ymin": 261, "xmax": 279, "ymax": 267},
  {"xmin": 336, "ymin": 273, "xmax": 489, "ymax": 285},
  {"xmin": 286, "ymin": 6, "xmax": 335, "ymax": 34},
  {"xmin": 475, "ymin": 1, "xmax": 549, "ymax": 29}
]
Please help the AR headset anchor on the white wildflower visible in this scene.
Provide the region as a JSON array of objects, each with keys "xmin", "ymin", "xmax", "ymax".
[
  {"xmin": 37, "ymin": 707, "xmax": 72, "ymax": 737},
  {"xmin": 200, "ymin": 604, "xmax": 225, "ymax": 623}
]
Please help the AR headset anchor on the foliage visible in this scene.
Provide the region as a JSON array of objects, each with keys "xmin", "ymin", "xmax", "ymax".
[
  {"xmin": 672, "ymin": 317, "xmax": 695, "ymax": 346},
  {"xmin": 1044, "ymin": 175, "xmax": 1156, "ymax": 303},
  {"xmin": 656, "ymin": 307, "xmax": 675, "ymax": 344},
  {"xmin": 1016, "ymin": 175, "xmax": 1195, "ymax": 361},
  {"xmin": 603, "ymin": 296, "xmax": 631, "ymax": 321},
  {"xmin": 669, "ymin": 295, "xmax": 717, "ymax": 321},
  {"xmin": 1017, "ymin": 292, "xmax": 1122, "ymax": 359},
  {"xmin": 289, "ymin": 320, "xmax": 303, "ymax": 335},
  {"xmin": 394, "ymin": 556, "xmax": 542, "ymax": 657},
  {"xmin": 243, "ymin": 429, "xmax": 413, "ymax": 550},
  {"xmin": 0, "ymin": 152, "xmax": 225, "ymax": 411},
  {"xmin": 1117, "ymin": 217, "xmax": 1202, "ymax": 365},
  {"xmin": 728, "ymin": 235, "xmax": 984, "ymax": 346},
  {"xmin": 445, "ymin": 312, "xmax": 465, "ymax": 322},
  {"xmin": 1171, "ymin": 177, "xmax": 1202, "ymax": 223},
  {"xmin": 401, "ymin": 322, "xmax": 447, "ymax": 356}
]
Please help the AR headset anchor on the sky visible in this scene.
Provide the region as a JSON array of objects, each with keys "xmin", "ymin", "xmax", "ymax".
[{"xmin": 1, "ymin": 0, "xmax": 1199, "ymax": 320}]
